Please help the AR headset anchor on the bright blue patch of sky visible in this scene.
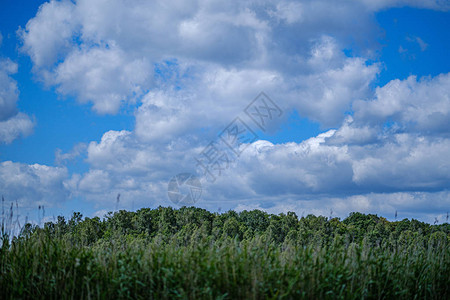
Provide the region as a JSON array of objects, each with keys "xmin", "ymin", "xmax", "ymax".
[
  {"xmin": 256, "ymin": 110, "xmax": 322, "ymax": 144},
  {"xmin": 375, "ymin": 8, "xmax": 450, "ymax": 86}
]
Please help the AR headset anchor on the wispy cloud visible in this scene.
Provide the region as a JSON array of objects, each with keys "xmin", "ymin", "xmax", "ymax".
[
  {"xmin": 55, "ymin": 143, "xmax": 87, "ymax": 166},
  {"xmin": 407, "ymin": 36, "xmax": 428, "ymax": 51}
]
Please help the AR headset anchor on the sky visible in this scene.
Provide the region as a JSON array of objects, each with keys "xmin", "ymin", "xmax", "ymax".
[{"xmin": 0, "ymin": 0, "xmax": 449, "ymax": 226}]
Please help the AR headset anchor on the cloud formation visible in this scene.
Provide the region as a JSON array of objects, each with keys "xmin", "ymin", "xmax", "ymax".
[
  {"xmin": 352, "ymin": 74, "xmax": 450, "ymax": 135},
  {"xmin": 0, "ymin": 58, "xmax": 34, "ymax": 143},
  {"xmin": 62, "ymin": 72, "xmax": 449, "ymax": 223},
  {"xmin": 19, "ymin": 0, "xmax": 383, "ymax": 115},
  {"xmin": 7, "ymin": 0, "xmax": 450, "ymax": 222},
  {"xmin": 0, "ymin": 161, "xmax": 69, "ymax": 210}
]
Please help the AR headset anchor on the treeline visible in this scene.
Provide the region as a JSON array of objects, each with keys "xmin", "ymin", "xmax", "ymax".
[
  {"xmin": 26, "ymin": 206, "xmax": 450, "ymax": 247},
  {"xmin": 1, "ymin": 207, "xmax": 449, "ymax": 299}
]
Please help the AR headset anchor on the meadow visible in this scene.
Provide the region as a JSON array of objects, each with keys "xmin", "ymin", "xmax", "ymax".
[{"xmin": 1, "ymin": 206, "xmax": 449, "ymax": 299}]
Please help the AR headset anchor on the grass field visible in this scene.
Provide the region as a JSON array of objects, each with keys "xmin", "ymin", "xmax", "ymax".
[{"xmin": 1, "ymin": 207, "xmax": 449, "ymax": 299}]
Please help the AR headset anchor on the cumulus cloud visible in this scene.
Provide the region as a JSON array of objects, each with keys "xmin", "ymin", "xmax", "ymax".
[
  {"xmin": 239, "ymin": 132, "xmax": 449, "ymax": 195},
  {"xmin": 0, "ymin": 161, "xmax": 69, "ymax": 210},
  {"xmin": 0, "ymin": 113, "xmax": 35, "ymax": 144},
  {"xmin": 17, "ymin": 0, "xmax": 447, "ymax": 122},
  {"xmin": 52, "ymin": 45, "xmax": 152, "ymax": 114},
  {"xmin": 134, "ymin": 66, "xmax": 286, "ymax": 143},
  {"xmin": 67, "ymin": 72, "xmax": 450, "ymax": 221},
  {"xmin": 18, "ymin": 0, "xmax": 78, "ymax": 68},
  {"xmin": 352, "ymin": 74, "xmax": 450, "ymax": 136},
  {"xmin": 287, "ymin": 40, "xmax": 380, "ymax": 127},
  {"xmin": 131, "ymin": 37, "xmax": 379, "ymax": 146},
  {"xmin": 207, "ymin": 74, "xmax": 450, "ymax": 216},
  {"xmin": 19, "ymin": 0, "xmax": 384, "ymax": 116},
  {"xmin": 0, "ymin": 58, "xmax": 34, "ymax": 143}
]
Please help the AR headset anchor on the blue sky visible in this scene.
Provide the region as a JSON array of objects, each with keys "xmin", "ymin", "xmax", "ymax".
[{"xmin": 0, "ymin": 0, "xmax": 449, "ymax": 225}]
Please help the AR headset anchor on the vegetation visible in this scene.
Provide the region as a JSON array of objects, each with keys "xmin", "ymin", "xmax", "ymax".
[{"xmin": 1, "ymin": 206, "xmax": 449, "ymax": 299}]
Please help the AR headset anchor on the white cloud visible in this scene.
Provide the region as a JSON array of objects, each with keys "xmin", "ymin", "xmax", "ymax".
[
  {"xmin": 0, "ymin": 161, "xmax": 69, "ymax": 209},
  {"xmin": 19, "ymin": 0, "xmax": 383, "ymax": 115},
  {"xmin": 52, "ymin": 45, "xmax": 152, "ymax": 114},
  {"xmin": 219, "ymin": 132, "xmax": 449, "ymax": 197},
  {"xmin": 78, "ymin": 169, "xmax": 111, "ymax": 194},
  {"xmin": 18, "ymin": 0, "xmax": 447, "ymax": 121},
  {"xmin": 288, "ymin": 41, "xmax": 380, "ymax": 127},
  {"xmin": 67, "ymin": 72, "xmax": 450, "ymax": 222},
  {"xmin": 69, "ymin": 127, "xmax": 449, "ymax": 221},
  {"xmin": 327, "ymin": 116, "xmax": 378, "ymax": 145},
  {"xmin": 55, "ymin": 143, "xmax": 87, "ymax": 166},
  {"xmin": 131, "ymin": 36, "xmax": 379, "ymax": 145},
  {"xmin": 0, "ymin": 113, "xmax": 34, "ymax": 144},
  {"xmin": 18, "ymin": 0, "xmax": 78, "ymax": 68},
  {"xmin": 353, "ymin": 74, "xmax": 450, "ymax": 135},
  {"xmin": 350, "ymin": 134, "xmax": 450, "ymax": 189},
  {"xmin": 0, "ymin": 59, "xmax": 34, "ymax": 143},
  {"xmin": 134, "ymin": 66, "xmax": 286, "ymax": 143},
  {"xmin": 268, "ymin": 1, "xmax": 304, "ymax": 24}
]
